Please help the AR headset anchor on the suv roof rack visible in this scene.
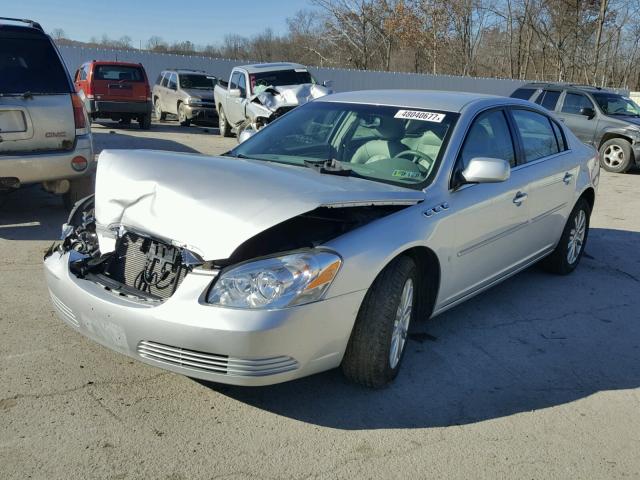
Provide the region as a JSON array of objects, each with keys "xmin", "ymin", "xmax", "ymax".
[
  {"xmin": 0, "ymin": 17, "xmax": 44, "ymax": 32},
  {"xmin": 567, "ymin": 83, "xmax": 603, "ymax": 90}
]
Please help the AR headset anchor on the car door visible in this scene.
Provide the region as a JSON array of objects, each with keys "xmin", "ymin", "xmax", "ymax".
[
  {"xmin": 509, "ymin": 107, "xmax": 578, "ymax": 253},
  {"xmin": 166, "ymin": 73, "xmax": 179, "ymax": 114},
  {"xmin": 443, "ymin": 109, "xmax": 533, "ymax": 304},
  {"xmin": 227, "ymin": 71, "xmax": 247, "ymax": 125},
  {"xmin": 557, "ymin": 92, "xmax": 597, "ymax": 146}
]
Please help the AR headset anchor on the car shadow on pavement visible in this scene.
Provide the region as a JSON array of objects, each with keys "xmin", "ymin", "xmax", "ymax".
[
  {"xmin": 0, "ymin": 186, "xmax": 67, "ymax": 241},
  {"xmin": 201, "ymin": 227, "xmax": 640, "ymax": 430}
]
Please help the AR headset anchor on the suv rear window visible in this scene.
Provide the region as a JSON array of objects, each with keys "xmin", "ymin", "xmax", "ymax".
[
  {"xmin": 94, "ymin": 65, "xmax": 144, "ymax": 82},
  {"xmin": 511, "ymin": 88, "xmax": 536, "ymax": 101},
  {"xmin": 0, "ymin": 37, "xmax": 70, "ymax": 94}
]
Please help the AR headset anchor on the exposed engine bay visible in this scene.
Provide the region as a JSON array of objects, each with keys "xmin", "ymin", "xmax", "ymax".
[{"xmin": 46, "ymin": 195, "xmax": 408, "ymax": 301}]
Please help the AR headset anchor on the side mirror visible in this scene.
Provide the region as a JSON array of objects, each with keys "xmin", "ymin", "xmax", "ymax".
[
  {"xmin": 322, "ymin": 80, "xmax": 334, "ymax": 89},
  {"xmin": 462, "ymin": 157, "xmax": 510, "ymax": 184},
  {"xmin": 229, "ymin": 88, "xmax": 242, "ymax": 98},
  {"xmin": 238, "ymin": 128, "xmax": 257, "ymax": 144},
  {"xmin": 579, "ymin": 107, "xmax": 595, "ymax": 119}
]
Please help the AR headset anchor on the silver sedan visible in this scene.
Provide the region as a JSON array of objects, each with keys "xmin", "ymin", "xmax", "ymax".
[{"xmin": 44, "ymin": 90, "xmax": 599, "ymax": 388}]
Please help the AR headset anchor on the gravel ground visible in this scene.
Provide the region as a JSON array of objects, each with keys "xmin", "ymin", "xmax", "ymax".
[{"xmin": 1, "ymin": 120, "xmax": 639, "ymax": 479}]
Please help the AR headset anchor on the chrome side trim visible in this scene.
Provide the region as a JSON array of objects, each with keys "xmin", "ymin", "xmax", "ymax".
[
  {"xmin": 457, "ymin": 221, "xmax": 529, "ymax": 257},
  {"xmin": 531, "ymin": 202, "xmax": 567, "ymax": 223}
]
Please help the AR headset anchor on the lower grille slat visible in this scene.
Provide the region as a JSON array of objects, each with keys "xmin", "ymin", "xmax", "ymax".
[{"xmin": 137, "ymin": 340, "xmax": 298, "ymax": 377}]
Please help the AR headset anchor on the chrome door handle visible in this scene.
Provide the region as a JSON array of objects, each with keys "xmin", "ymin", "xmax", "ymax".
[
  {"xmin": 513, "ymin": 191, "xmax": 528, "ymax": 205},
  {"xmin": 563, "ymin": 172, "xmax": 574, "ymax": 184}
]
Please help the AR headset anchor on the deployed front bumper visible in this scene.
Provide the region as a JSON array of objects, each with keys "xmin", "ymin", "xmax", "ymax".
[{"xmin": 44, "ymin": 252, "xmax": 365, "ymax": 386}]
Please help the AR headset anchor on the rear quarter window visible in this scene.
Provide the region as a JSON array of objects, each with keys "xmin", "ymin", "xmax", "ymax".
[
  {"xmin": 94, "ymin": 65, "xmax": 145, "ymax": 82},
  {"xmin": 511, "ymin": 88, "xmax": 536, "ymax": 101},
  {"xmin": 0, "ymin": 36, "xmax": 70, "ymax": 94}
]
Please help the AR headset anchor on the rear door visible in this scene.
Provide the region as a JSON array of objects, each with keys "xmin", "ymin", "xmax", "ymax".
[
  {"xmin": 509, "ymin": 108, "xmax": 577, "ymax": 253},
  {"xmin": 0, "ymin": 28, "xmax": 75, "ymax": 154},
  {"xmin": 91, "ymin": 64, "xmax": 147, "ymax": 103},
  {"xmin": 557, "ymin": 92, "xmax": 597, "ymax": 146}
]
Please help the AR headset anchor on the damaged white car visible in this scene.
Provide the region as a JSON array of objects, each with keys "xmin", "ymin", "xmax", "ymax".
[{"xmin": 44, "ymin": 90, "xmax": 599, "ymax": 388}]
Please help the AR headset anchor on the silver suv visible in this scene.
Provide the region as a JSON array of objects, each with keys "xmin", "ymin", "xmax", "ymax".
[
  {"xmin": 0, "ymin": 18, "xmax": 94, "ymax": 209},
  {"xmin": 152, "ymin": 69, "xmax": 218, "ymax": 126}
]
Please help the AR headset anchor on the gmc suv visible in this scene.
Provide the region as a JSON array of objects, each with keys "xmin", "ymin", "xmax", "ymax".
[
  {"xmin": 152, "ymin": 69, "xmax": 218, "ymax": 126},
  {"xmin": 0, "ymin": 17, "xmax": 94, "ymax": 208},
  {"xmin": 512, "ymin": 83, "xmax": 640, "ymax": 173}
]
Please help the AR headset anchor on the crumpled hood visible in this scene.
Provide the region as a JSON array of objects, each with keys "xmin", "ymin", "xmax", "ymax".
[
  {"xmin": 252, "ymin": 83, "xmax": 331, "ymax": 112},
  {"xmin": 95, "ymin": 150, "xmax": 424, "ymax": 260}
]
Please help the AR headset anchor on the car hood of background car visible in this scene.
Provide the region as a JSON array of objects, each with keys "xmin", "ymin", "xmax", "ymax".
[
  {"xmin": 182, "ymin": 88, "xmax": 215, "ymax": 101},
  {"xmin": 95, "ymin": 150, "xmax": 424, "ymax": 259}
]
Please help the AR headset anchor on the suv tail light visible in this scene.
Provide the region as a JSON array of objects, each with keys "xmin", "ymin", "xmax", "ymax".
[
  {"xmin": 145, "ymin": 83, "xmax": 151, "ymax": 101},
  {"xmin": 71, "ymin": 93, "xmax": 89, "ymax": 135}
]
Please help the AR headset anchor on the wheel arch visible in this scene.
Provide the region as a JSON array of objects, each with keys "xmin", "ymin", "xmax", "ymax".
[
  {"xmin": 391, "ymin": 246, "xmax": 441, "ymax": 321},
  {"xmin": 598, "ymin": 132, "xmax": 633, "ymax": 150},
  {"xmin": 578, "ymin": 186, "xmax": 596, "ymax": 213}
]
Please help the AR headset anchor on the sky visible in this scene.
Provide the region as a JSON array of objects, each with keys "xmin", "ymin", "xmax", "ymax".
[{"xmin": 3, "ymin": 0, "xmax": 313, "ymax": 47}]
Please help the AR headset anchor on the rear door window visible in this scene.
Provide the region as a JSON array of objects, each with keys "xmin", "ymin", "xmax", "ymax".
[
  {"xmin": 535, "ymin": 90, "xmax": 561, "ymax": 111},
  {"xmin": 0, "ymin": 36, "xmax": 70, "ymax": 94},
  {"xmin": 561, "ymin": 93, "xmax": 594, "ymax": 115},
  {"xmin": 511, "ymin": 109, "xmax": 560, "ymax": 162},
  {"xmin": 94, "ymin": 65, "xmax": 144, "ymax": 82}
]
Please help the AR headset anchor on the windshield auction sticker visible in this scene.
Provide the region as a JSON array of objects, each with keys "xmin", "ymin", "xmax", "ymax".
[{"xmin": 394, "ymin": 110, "xmax": 445, "ymax": 123}]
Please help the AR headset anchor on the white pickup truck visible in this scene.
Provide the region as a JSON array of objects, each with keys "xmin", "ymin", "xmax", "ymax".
[{"xmin": 213, "ymin": 62, "xmax": 332, "ymax": 137}]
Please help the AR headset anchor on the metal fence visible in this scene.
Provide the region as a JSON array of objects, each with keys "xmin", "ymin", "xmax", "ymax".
[{"xmin": 58, "ymin": 46, "xmax": 526, "ymax": 96}]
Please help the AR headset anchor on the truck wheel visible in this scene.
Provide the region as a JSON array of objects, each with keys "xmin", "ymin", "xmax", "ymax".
[
  {"xmin": 62, "ymin": 176, "xmax": 95, "ymax": 211},
  {"xmin": 138, "ymin": 114, "xmax": 151, "ymax": 130},
  {"xmin": 342, "ymin": 256, "xmax": 417, "ymax": 388},
  {"xmin": 539, "ymin": 198, "xmax": 590, "ymax": 275},
  {"xmin": 599, "ymin": 138, "xmax": 632, "ymax": 173},
  {"xmin": 218, "ymin": 106, "xmax": 232, "ymax": 137},
  {"xmin": 178, "ymin": 103, "xmax": 191, "ymax": 127},
  {"xmin": 154, "ymin": 99, "xmax": 166, "ymax": 121}
]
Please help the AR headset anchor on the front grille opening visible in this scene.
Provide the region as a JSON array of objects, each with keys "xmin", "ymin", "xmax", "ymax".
[{"xmin": 101, "ymin": 232, "xmax": 188, "ymax": 300}]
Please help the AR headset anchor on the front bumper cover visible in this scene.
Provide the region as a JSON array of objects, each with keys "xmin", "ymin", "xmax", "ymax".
[{"xmin": 44, "ymin": 251, "xmax": 365, "ymax": 386}]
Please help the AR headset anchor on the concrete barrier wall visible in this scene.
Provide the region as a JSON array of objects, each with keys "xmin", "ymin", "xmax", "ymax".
[{"xmin": 57, "ymin": 46, "xmax": 526, "ymax": 96}]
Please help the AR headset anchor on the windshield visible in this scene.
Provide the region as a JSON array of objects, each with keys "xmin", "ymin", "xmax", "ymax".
[
  {"xmin": 0, "ymin": 37, "xmax": 70, "ymax": 94},
  {"xmin": 179, "ymin": 74, "xmax": 217, "ymax": 89},
  {"xmin": 592, "ymin": 92, "xmax": 640, "ymax": 116},
  {"xmin": 249, "ymin": 69, "xmax": 315, "ymax": 90},
  {"xmin": 231, "ymin": 102, "xmax": 457, "ymax": 189}
]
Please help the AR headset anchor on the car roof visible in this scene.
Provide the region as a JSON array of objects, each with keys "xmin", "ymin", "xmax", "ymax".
[
  {"xmin": 237, "ymin": 62, "xmax": 308, "ymax": 74},
  {"xmin": 316, "ymin": 90, "xmax": 509, "ymax": 113},
  {"xmin": 0, "ymin": 18, "xmax": 47, "ymax": 38},
  {"xmin": 518, "ymin": 82, "xmax": 616, "ymax": 95},
  {"xmin": 88, "ymin": 61, "xmax": 145, "ymax": 68}
]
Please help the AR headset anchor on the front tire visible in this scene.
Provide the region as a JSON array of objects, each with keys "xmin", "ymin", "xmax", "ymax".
[
  {"xmin": 540, "ymin": 198, "xmax": 590, "ymax": 275},
  {"xmin": 342, "ymin": 256, "xmax": 417, "ymax": 388},
  {"xmin": 178, "ymin": 103, "xmax": 191, "ymax": 127},
  {"xmin": 218, "ymin": 106, "xmax": 232, "ymax": 137},
  {"xmin": 599, "ymin": 138, "xmax": 632, "ymax": 173}
]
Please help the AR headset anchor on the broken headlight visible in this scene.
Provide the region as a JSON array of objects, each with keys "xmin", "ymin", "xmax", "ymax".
[{"xmin": 206, "ymin": 251, "xmax": 341, "ymax": 309}]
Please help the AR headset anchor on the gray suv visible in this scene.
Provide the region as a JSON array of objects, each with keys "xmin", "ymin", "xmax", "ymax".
[
  {"xmin": 0, "ymin": 18, "xmax": 94, "ymax": 208},
  {"xmin": 152, "ymin": 69, "xmax": 218, "ymax": 126},
  {"xmin": 512, "ymin": 83, "xmax": 640, "ymax": 173}
]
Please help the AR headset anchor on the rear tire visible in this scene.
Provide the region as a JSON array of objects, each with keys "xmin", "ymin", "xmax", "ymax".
[
  {"xmin": 138, "ymin": 114, "xmax": 151, "ymax": 130},
  {"xmin": 342, "ymin": 256, "xmax": 417, "ymax": 388},
  {"xmin": 540, "ymin": 198, "xmax": 590, "ymax": 275},
  {"xmin": 62, "ymin": 176, "xmax": 95, "ymax": 211},
  {"xmin": 218, "ymin": 106, "xmax": 232, "ymax": 137},
  {"xmin": 599, "ymin": 138, "xmax": 632, "ymax": 173},
  {"xmin": 178, "ymin": 103, "xmax": 191, "ymax": 126},
  {"xmin": 154, "ymin": 98, "xmax": 166, "ymax": 121}
]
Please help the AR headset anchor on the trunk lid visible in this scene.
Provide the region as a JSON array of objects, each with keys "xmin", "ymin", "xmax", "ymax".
[{"xmin": 95, "ymin": 150, "xmax": 424, "ymax": 260}]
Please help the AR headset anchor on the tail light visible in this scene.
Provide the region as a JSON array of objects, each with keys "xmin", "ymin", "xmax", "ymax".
[
  {"xmin": 71, "ymin": 93, "xmax": 89, "ymax": 135},
  {"xmin": 145, "ymin": 83, "xmax": 151, "ymax": 101}
]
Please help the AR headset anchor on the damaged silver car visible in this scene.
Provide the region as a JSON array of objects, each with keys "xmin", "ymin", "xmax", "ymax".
[{"xmin": 44, "ymin": 90, "xmax": 599, "ymax": 388}]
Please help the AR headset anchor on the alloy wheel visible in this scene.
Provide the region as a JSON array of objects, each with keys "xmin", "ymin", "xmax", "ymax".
[
  {"xmin": 389, "ymin": 278, "xmax": 413, "ymax": 369},
  {"xmin": 567, "ymin": 209, "xmax": 586, "ymax": 264},
  {"xmin": 603, "ymin": 144, "xmax": 624, "ymax": 169}
]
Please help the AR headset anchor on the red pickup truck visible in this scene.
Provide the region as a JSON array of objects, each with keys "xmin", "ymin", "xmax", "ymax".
[{"xmin": 74, "ymin": 61, "xmax": 152, "ymax": 129}]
